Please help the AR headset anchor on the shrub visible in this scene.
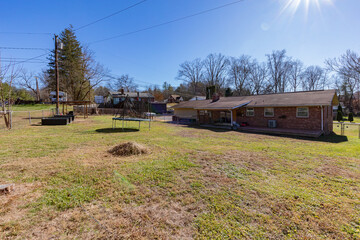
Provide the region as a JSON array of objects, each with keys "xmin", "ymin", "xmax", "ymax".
[
  {"xmin": 336, "ymin": 110, "xmax": 343, "ymax": 122},
  {"xmin": 337, "ymin": 104, "xmax": 343, "ymax": 114},
  {"xmin": 348, "ymin": 112, "xmax": 354, "ymax": 122}
]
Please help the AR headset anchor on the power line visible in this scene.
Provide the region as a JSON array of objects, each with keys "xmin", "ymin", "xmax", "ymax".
[
  {"xmin": 106, "ymin": 73, "xmax": 162, "ymax": 87},
  {"xmin": 89, "ymin": 0, "xmax": 245, "ymax": 45},
  {"xmin": 0, "ymin": 32, "xmax": 52, "ymax": 35},
  {"xmin": 0, "ymin": 57, "xmax": 47, "ymax": 60},
  {"xmin": 1, "ymin": 60, "xmax": 47, "ymax": 64},
  {"xmin": 11, "ymin": 53, "xmax": 49, "ymax": 65},
  {"xmin": 75, "ymin": 0, "xmax": 148, "ymax": 31},
  {"xmin": 0, "ymin": 47, "xmax": 49, "ymax": 50}
]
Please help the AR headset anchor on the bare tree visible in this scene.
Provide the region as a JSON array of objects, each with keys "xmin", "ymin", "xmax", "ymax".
[
  {"xmin": 94, "ymin": 86, "xmax": 110, "ymax": 97},
  {"xmin": 177, "ymin": 58, "xmax": 204, "ymax": 95},
  {"xmin": 203, "ymin": 53, "xmax": 229, "ymax": 92},
  {"xmin": 288, "ymin": 60, "xmax": 303, "ymax": 92},
  {"xmin": 78, "ymin": 47, "xmax": 109, "ymax": 101},
  {"xmin": 249, "ymin": 61, "xmax": 268, "ymax": 95},
  {"xmin": 301, "ymin": 66, "xmax": 326, "ymax": 91},
  {"xmin": 111, "ymin": 74, "xmax": 138, "ymax": 92},
  {"xmin": 326, "ymin": 50, "xmax": 360, "ymax": 110},
  {"xmin": 228, "ymin": 55, "xmax": 253, "ymax": 95},
  {"xmin": 0, "ymin": 60, "xmax": 21, "ymax": 129},
  {"xmin": 19, "ymin": 69, "xmax": 41, "ymax": 101},
  {"xmin": 266, "ymin": 49, "xmax": 292, "ymax": 93},
  {"xmin": 326, "ymin": 50, "xmax": 360, "ymax": 77}
]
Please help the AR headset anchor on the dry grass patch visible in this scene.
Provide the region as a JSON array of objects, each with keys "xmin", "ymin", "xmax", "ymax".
[
  {"xmin": 108, "ymin": 142, "xmax": 149, "ymax": 157},
  {"xmin": 0, "ymin": 183, "xmax": 42, "ymax": 238}
]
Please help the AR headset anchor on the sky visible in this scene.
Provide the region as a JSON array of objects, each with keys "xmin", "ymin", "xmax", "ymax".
[{"xmin": 0, "ymin": 0, "xmax": 359, "ymax": 90}]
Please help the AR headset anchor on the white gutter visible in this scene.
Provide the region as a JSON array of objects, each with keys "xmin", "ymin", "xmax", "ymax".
[{"xmin": 321, "ymin": 105, "xmax": 324, "ymax": 132}]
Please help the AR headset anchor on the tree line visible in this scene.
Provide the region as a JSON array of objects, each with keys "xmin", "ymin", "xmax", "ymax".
[{"xmin": 177, "ymin": 50, "xmax": 329, "ymax": 96}]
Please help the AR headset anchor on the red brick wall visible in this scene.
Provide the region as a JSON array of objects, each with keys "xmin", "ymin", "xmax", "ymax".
[{"xmin": 233, "ymin": 106, "xmax": 333, "ymax": 133}]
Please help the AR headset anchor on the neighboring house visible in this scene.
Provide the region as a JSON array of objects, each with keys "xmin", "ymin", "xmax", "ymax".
[
  {"xmin": 94, "ymin": 95, "xmax": 104, "ymax": 104},
  {"xmin": 167, "ymin": 95, "xmax": 183, "ymax": 103},
  {"xmin": 189, "ymin": 96, "xmax": 206, "ymax": 101},
  {"xmin": 108, "ymin": 91, "xmax": 155, "ymax": 105},
  {"xmin": 173, "ymin": 90, "xmax": 339, "ymax": 137},
  {"xmin": 49, "ymin": 91, "xmax": 67, "ymax": 103}
]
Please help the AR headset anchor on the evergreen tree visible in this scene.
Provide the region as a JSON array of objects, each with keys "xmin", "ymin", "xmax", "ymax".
[
  {"xmin": 348, "ymin": 112, "xmax": 354, "ymax": 122},
  {"xmin": 47, "ymin": 25, "xmax": 100, "ymax": 101},
  {"xmin": 225, "ymin": 88, "xmax": 233, "ymax": 97},
  {"xmin": 337, "ymin": 104, "xmax": 343, "ymax": 114},
  {"xmin": 337, "ymin": 104, "xmax": 343, "ymax": 122}
]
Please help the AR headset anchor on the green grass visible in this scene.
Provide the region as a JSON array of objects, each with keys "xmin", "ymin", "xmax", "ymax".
[
  {"xmin": 11, "ymin": 104, "xmax": 57, "ymax": 111},
  {"xmin": 0, "ymin": 116, "xmax": 359, "ymax": 239}
]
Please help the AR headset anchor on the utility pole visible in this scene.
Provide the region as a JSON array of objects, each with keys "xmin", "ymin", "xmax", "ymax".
[
  {"xmin": 54, "ymin": 34, "xmax": 60, "ymax": 114},
  {"xmin": 35, "ymin": 76, "xmax": 40, "ymax": 102}
]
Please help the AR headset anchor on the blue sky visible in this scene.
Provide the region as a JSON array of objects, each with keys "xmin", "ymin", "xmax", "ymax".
[{"xmin": 0, "ymin": 0, "xmax": 359, "ymax": 89}]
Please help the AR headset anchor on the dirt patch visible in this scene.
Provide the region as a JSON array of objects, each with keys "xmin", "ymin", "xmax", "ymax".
[
  {"xmin": 0, "ymin": 183, "xmax": 42, "ymax": 238},
  {"xmin": 108, "ymin": 142, "xmax": 148, "ymax": 157}
]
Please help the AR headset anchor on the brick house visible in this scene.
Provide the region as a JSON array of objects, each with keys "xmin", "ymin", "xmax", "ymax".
[{"xmin": 173, "ymin": 90, "xmax": 339, "ymax": 137}]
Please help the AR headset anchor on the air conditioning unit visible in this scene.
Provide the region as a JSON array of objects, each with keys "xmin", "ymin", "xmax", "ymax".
[{"xmin": 268, "ymin": 120, "xmax": 277, "ymax": 128}]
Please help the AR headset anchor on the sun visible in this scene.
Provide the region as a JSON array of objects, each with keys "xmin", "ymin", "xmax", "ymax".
[{"xmin": 279, "ymin": 0, "xmax": 334, "ymax": 18}]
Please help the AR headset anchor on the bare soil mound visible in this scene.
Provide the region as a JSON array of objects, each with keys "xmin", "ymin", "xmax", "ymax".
[{"xmin": 108, "ymin": 142, "xmax": 148, "ymax": 156}]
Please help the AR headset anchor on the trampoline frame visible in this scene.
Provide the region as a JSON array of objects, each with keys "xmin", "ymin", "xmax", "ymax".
[{"xmin": 112, "ymin": 117, "xmax": 151, "ymax": 131}]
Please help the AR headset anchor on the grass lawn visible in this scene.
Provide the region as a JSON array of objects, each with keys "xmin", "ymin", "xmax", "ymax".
[
  {"xmin": 0, "ymin": 116, "xmax": 359, "ymax": 239},
  {"xmin": 11, "ymin": 104, "xmax": 57, "ymax": 111},
  {"xmin": 0, "ymin": 104, "xmax": 75, "ymax": 130}
]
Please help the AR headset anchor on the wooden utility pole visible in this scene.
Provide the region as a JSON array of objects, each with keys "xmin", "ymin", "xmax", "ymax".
[
  {"xmin": 55, "ymin": 34, "xmax": 60, "ymax": 114},
  {"xmin": 35, "ymin": 76, "xmax": 40, "ymax": 101}
]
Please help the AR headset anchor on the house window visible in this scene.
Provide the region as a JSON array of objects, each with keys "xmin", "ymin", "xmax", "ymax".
[
  {"xmin": 113, "ymin": 98, "xmax": 119, "ymax": 105},
  {"xmin": 297, "ymin": 107, "xmax": 309, "ymax": 118},
  {"xmin": 246, "ymin": 108, "xmax": 254, "ymax": 117},
  {"xmin": 264, "ymin": 108, "xmax": 274, "ymax": 117}
]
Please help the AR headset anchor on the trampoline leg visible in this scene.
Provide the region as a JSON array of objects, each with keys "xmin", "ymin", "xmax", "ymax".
[
  {"xmin": 122, "ymin": 120, "xmax": 124, "ymax": 131},
  {"xmin": 149, "ymin": 120, "xmax": 150, "ymax": 130}
]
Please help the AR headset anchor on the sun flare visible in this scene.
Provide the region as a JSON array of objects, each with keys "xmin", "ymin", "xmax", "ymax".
[{"xmin": 279, "ymin": 0, "xmax": 334, "ymax": 18}]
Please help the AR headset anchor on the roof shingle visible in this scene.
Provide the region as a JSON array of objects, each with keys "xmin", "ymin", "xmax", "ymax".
[{"xmin": 173, "ymin": 90, "xmax": 338, "ymax": 110}]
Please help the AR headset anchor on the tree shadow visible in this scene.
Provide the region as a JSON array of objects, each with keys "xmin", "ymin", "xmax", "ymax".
[{"xmin": 95, "ymin": 128, "xmax": 139, "ymax": 133}]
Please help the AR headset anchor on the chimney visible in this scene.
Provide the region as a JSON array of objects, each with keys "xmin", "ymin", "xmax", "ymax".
[
  {"xmin": 120, "ymin": 88, "xmax": 124, "ymax": 94},
  {"xmin": 212, "ymin": 93, "xmax": 220, "ymax": 102}
]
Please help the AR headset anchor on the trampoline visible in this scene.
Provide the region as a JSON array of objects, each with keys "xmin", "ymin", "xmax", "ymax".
[{"xmin": 112, "ymin": 117, "xmax": 151, "ymax": 130}]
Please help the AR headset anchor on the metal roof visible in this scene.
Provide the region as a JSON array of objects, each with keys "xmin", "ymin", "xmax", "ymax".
[
  {"xmin": 110, "ymin": 91, "xmax": 154, "ymax": 98},
  {"xmin": 173, "ymin": 90, "xmax": 338, "ymax": 110}
]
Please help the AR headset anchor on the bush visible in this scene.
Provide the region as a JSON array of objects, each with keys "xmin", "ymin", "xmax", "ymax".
[
  {"xmin": 348, "ymin": 112, "xmax": 354, "ymax": 122},
  {"xmin": 337, "ymin": 110, "xmax": 343, "ymax": 122},
  {"xmin": 337, "ymin": 104, "xmax": 343, "ymax": 114}
]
